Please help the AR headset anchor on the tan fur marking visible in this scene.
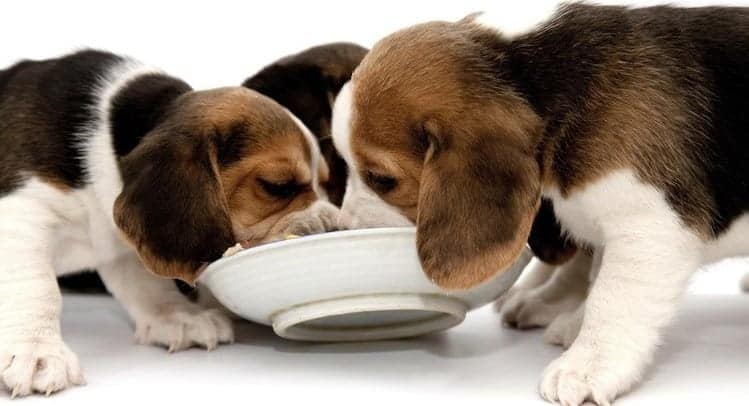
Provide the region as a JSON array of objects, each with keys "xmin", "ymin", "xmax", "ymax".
[{"xmin": 39, "ymin": 176, "xmax": 73, "ymax": 193}]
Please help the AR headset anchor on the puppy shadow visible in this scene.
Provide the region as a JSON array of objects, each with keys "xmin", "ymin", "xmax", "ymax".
[
  {"xmin": 232, "ymin": 315, "xmax": 533, "ymax": 359},
  {"xmin": 644, "ymin": 294, "xmax": 749, "ymax": 383},
  {"xmin": 227, "ymin": 314, "xmax": 553, "ymax": 392}
]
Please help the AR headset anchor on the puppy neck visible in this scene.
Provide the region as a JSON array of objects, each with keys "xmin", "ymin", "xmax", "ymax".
[
  {"xmin": 504, "ymin": 3, "xmax": 626, "ymax": 120},
  {"xmin": 500, "ymin": 4, "xmax": 631, "ymax": 189}
]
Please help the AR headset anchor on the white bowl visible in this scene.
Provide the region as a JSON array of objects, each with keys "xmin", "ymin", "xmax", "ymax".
[{"xmin": 198, "ymin": 227, "xmax": 531, "ymax": 342}]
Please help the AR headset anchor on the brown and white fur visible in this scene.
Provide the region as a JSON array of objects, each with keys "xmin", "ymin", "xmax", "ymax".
[
  {"xmin": 0, "ymin": 50, "xmax": 336, "ymax": 397},
  {"xmin": 332, "ymin": 4, "xmax": 749, "ymax": 405}
]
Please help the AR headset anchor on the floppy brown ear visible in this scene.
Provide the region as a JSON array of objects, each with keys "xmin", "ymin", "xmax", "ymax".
[
  {"xmin": 113, "ymin": 131, "xmax": 235, "ymax": 284},
  {"xmin": 416, "ymin": 119, "xmax": 542, "ymax": 290},
  {"xmin": 528, "ymin": 199, "xmax": 578, "ymax": 265}
]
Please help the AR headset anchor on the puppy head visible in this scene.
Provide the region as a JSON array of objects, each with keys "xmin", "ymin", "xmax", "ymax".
[
  {"xmin": 114, "ymin": 87, "xmax": 328, "ymax": 284},
  {"xmin": 243, "ymin": 43, "xmax": 368, "ymax": 206},
  {"xmin": 332, "ymin": 20, "xmax": 543, "ymax": 289}
]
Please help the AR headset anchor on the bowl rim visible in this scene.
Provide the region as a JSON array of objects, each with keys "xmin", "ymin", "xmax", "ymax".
[
  {"xmin": 197, "ymin": 225, "xmax": 532, "ymax": 341},
  {"xmin": 200, "ymin": 227, "xmax": 417, "ymax": 281}
]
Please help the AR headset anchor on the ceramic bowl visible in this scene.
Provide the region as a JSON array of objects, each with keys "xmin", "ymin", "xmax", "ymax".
[{"xmin": 198, "ymin": 227, "xmax": 531, "ymax": 342}]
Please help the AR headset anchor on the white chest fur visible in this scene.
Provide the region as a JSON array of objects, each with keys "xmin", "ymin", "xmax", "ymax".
[
  {"xmin": 52, "ymin": 61, "xmax": 162, "ymax": 275},
  {"xmin": 544, "ymin": 169, "xmax": 749, "ymax": 264},
  {"xmin": 45, "ymin": 185, "xmax": 131, "ymax": 275},
  {"xmin": 0, "ymin": 177, "xmax": 129, "ymax": 277},
  {"xmin": 543, "ymin": 170, "xmax": 699, "ymax": 253},
  {"xmin": 61, "ymin": 197, "xmax": 134, "ymax": 274},
  {"xmin": 51, "ymin": 189, "xmax": 96, "ymax": 275}
]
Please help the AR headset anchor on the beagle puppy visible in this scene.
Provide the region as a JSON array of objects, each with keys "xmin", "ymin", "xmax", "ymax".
[
  {"xmin": 243, "ymin": 43, "xmax": 368, "ymax": 206},
  {"xmin": 332, "ymin": 4, "xmax": 749, "ymax": 405},
  {"xmin": 0, "ymin": 50, "xmax": 335, "ymax": 397},
  {"xmin": 56, "ymin": 42, "xmax": 369, "ymax": 295}
]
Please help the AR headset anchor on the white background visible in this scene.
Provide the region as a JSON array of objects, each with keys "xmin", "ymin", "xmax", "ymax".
[
  {"xmin": 1, "ymin": 0, "xmax": 746, "ymax": 89},
  {"xmin": 2, "ymin": 0, "xmax": 748, "ymax": 404}
]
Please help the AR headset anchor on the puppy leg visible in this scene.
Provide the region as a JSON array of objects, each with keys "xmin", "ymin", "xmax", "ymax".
[
  {"xmin": 543, "ymin": 300, "xmax": 585, "ymax": 349},
  {"xmin": 539, "ymin": 219, "xmax": 701, "ymax": 405},
  {"xmin": 543, "ymin": 249, "xmax": 601, "ymax": 348},
  {"xmin": 97, "ymin": 255, "xmax": 233, "ymax": 352},
  {"xmin": 0, "ymin": 191, "xmax": 85, "ymax": 397},
  {"xmin": 494, "ymin": 260, "xmax": 556, "ymax": 311},
  {"xmin": 501, "ymin": 252, "xmax": 591, "ymax": 329}
]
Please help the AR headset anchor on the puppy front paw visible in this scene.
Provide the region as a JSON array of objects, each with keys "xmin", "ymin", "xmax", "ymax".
[
  {"xmin": 543, "ymin": 303, "xmax": 584, "ymax": 348},
  {"xmin": 134, "ymin": 306, "xmax": 233, "ymax": 352},
  {"xmin": 493, "ymin": 286, "xmax": 522, "ymax": 312},
  {"xmin": 1, "ymin": 338, "xmax": 85, "ymax": 398},
  {"xmin": 501, "ymin": 284, "xmax": 585, "ymax": 330},
  {"xmin": 539, "ymin": 343, "xmax": 642, "ymax": 406},
  {"xmin": 268, "ymin": 201, "xmax": 340, "ymax": 237},
  {"xmin": 501, "ymin": 289, "xmax": 561, "ymax": 329}
]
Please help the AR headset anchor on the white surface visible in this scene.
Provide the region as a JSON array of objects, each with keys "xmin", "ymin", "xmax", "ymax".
[
  {"xmin": 2, "ymin": 266, "xmax": 746, "ymax": 405},
  {"xmin": 201, "ymin": 228, "xmax": 530, "ymax": 341}
]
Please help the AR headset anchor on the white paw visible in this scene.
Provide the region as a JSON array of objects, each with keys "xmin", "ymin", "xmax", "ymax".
[
  {"xmin": 0, "ymin": 338, "xmax": 85, "ymax": 398},
  {"xmin": 501, "ymin": 287, "xmax": 583, "ymax": 330},
  {"xmin": 501, "ymin": 289, "xmax": 559, "ymax": 328},
  {"xmin": 544, "ymin": 303, "xmax": 584, "ymax": 348},
  {"xmin": 493, "ymin": 286, "xmax": 522, "ymax": 311},
  {"xmin": 269, "ymin": 201, "xmax": 339, "ymax": 237},
  {"xmin": 539, "ymin": 345, "xmax": 641, "ymax": 406},
  {"xmin": 134, "ymin": 306, "xmax": 234, "ymax": 352}
]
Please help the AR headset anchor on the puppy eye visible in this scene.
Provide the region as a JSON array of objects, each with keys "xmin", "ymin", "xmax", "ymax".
[
  {"xmin": 364, "ymin": 170, "xmax": 398, "ymax": 194},
  {"xmin": 258, "ymin": 179, "xmax": 299, "ymax": 199}
]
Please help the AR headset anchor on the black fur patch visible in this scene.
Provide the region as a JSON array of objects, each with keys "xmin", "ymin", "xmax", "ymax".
[
  {"xmin": 58, "ymin": 272, "xmax": 107, "ymax": 293},
  {"xmin": 213, "ymin": 121, "xmax": 258, "ymax": 168},
  {"xmin": 0, "ymin": 50, "xmax": 123, "ymax": 195},
  {"xmin": 528, "ymin": 199, "xmax": 577, "ymax": 265},
  {"xmin": 110, "ymin": 73, "xmax": 191, "ymax": 157}
]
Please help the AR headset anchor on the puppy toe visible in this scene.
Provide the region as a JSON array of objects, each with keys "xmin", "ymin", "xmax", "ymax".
[
  {"xmin": 544, "ymin": 308, "xmax": 583, "ymax": 348},
  {"xmin": 3, "ymin": 353, "xmax": 34, "ymax": 398},
  {"xmin": 207, "ymin": 309, "xmax": 235, "ymax": 344},
  {"xmin": 134, "ymin": 305, "xmax": 235, "ymax": 352},
  {"xmin": 1, "ymin": 339, "xmax": 84, "ymax": 398},
  {"xmin": 32, "ymin": 357, "xmax": 69, "ymax": 396}
]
